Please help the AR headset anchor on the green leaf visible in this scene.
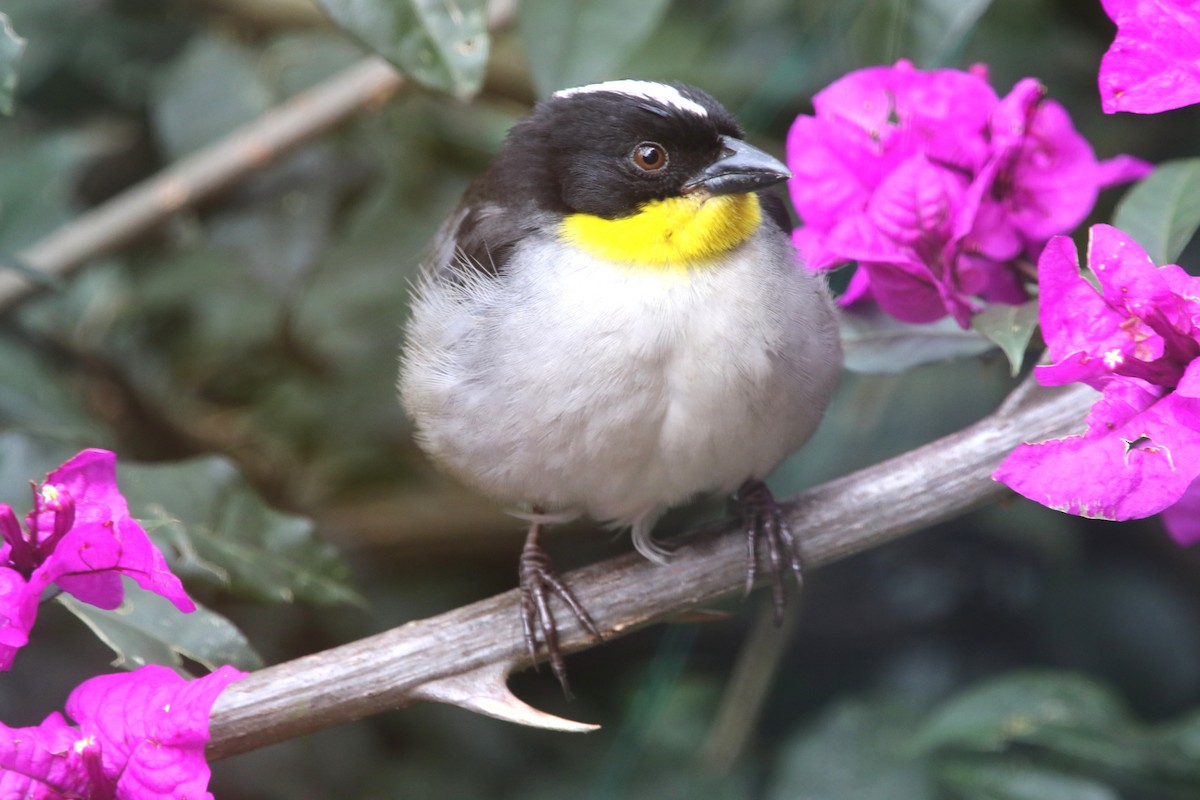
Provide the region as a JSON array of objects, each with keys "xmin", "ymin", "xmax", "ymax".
[
  {"xmin": 316, "ymin": 0, "xmax": 488, "ymax": 98},
  {"xmin": 59, "ymin": 579, "xmax": 264, "ymax": 674},
  {"xmin": 206, "ymin": 145, "xmax": 367, "ymax": 301},
  {"xmin": 0, "ymin": 335, "xmax": 107, "ymax": 446},
  {"xmin": 908, "ymin": 0, "xmax": 994, "ymax": 67},
  {"xmin": 0, "ymin": 12, "xmax": 25, "ymax": 115},
  {"xmin": 840, "ymin": 306, "xmax": 996, "ymax": 373},
  {"xmin": 1112, "ymin": 158, "xmax": 1200, "ymax": 266},
  {"xmin": 971, "ymin": 300, "xmax": 1039, "ymax": 376},
  {"xmin": 768, "ymin": 697, "xmax": 937, "ymax": 800},
  {"xmin": 1157, "ymin": 708, "xmax": 1200, "ymax": 760},
  {"xmin": 118, "ymin": 456, "xmax": 365, "ymax": 607},
  {"xmin": 518, "ymin": 0, "xmax": 672, "ymax": 96},
  {"xmin": 913, "ymin": 671, "xmax": 1130, "ymax": 755},
  {"xmin": 260, "ymin": 32, "xmax": 366, "ymax": 97},
  {"xmin": 849, "ymin": 0, "xmax": 991, "ymax": 69},
  {"xmin": 1149, "ymin": 710, "xmax": 1200, "ymax": 781},
  {"xmin": 938, "ymin": 756, "xmax": 1119, "ymax": 800},
  {"xmin": 151, "ymin": 35, "xmax": 275, "ymax": 160},
  {"xmin": 0, "ymin": 130, "xmax": 108, "ymax": 254}
]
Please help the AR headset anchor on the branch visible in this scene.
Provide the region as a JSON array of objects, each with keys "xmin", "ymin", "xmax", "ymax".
[
  {"xmin": 0, "ymin": 0, "xmax": 524, "ymax": 316},
  {"xmin": 0, "ymin": 57, "xmax": 404, "ymax": 315},
  {"xmin": 206, "ymin": 379, "xmax": 1097, "ymax": 759}
]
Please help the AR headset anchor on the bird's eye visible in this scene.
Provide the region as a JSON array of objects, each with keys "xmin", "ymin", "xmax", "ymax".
[{"xmin": 631, "ymin": 142, "xmax": 668, "ymax": 172}]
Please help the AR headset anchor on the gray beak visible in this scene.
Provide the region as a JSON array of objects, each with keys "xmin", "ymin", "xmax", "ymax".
[{"xmin": 682, "ymin": 135, "xmax": 792, "ymax": 196}]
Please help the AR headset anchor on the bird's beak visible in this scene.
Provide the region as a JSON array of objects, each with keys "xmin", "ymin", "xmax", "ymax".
[{"xmin": 682, "ymin": 135, "xmax": 791, "ymax": 196}]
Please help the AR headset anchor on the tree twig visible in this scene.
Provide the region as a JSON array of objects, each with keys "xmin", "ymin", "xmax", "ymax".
[
  {"xmin": 0, "ymin": 57, "xmax": 405, "ymax": 316},
  {"xmin": 206, "ymin": 379, "xmax": 1097, "ymax": 759},
  {"xmin": 0, "ymin": 0, "xmax": 522, "ymax": 317}
]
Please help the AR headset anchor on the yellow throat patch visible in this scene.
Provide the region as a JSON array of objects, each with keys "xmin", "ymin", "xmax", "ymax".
[{"xmin": 559, "ymin": 192, "xmax": 762, "ymax": 271}]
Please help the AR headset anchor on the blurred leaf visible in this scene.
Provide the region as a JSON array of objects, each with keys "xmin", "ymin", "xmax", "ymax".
[
  {"xmin": 518, "ymin": 0, "xmax": 672, "ymax": 96},
  {"xmin": 4, "ymin": 0, "xmax": 191, "ymax": 109},
  {"xmin": 207, "ymin": 144, "xmax": 370, "ymax": 301},
  {"xmin": 1112, "ymin": 158, "xmax": 1200, "ymax": 266},
  {"xmin": 0, "ymin": 130, "xmax": 105, "ymax": 253},
  {"xmin": 590, "ymin": 628, "xmax": 721, "ymax": 797},
  {"xmin": 850, "ymin": 0, "xmax": 991, "ymax": 68},
  {"xmin": 840, "ymin": 305, "xmax": 995, "ymax": 373},
  {"xmin": 770, "ymin": 356, "xmax": 1015, "ymax": 494},
  {"xmin": 261, "ymin": 31, "xmax": 366, "ymax": 97},
  {"xmin": 118, "ymin": 456, "xmax": 365, "ymax": 607},
  {"xmin": 151, "ymin": 34, "xmax": 274, "ymax": 160},
  {"xmin": 120, "ymin": 247, "xmax": 281, "ymax": 371},
  {"xmin": 59, "ymin": 579, "xmax": 263, "ymax": 674},
  {"xmin": 908, "ymin": 0, "xmax": 993, "ymax": 67},
  {"xmin": 614, "ymin": 768, "xmax": 747, "ymax": 800},
  {"xmin": 938, "ymin": 756, "xmax": 1118, "ymax": 800},
  {"xmin": 99, "ymin": 246, "xmax": 287, "ymax": 419},
  {"xmin": 583, "ymin": 673, "xmax": 749, "ymax": 800},
  {"xmin": 0, "ymin": 335, "xmax": 107, "ymax": 444},
  {"xmin": 971, "ymin": 300, "xmax": 1039, "ymax": 376},
  {"xmin": 913, "ymin": 671, "xmax": 1130, "ymax": 754},
  {"xmin": 315, "ymin": 0, "xmax": 488, "ymax": 98},
  {"xmin": 1151, "ymin": 712, "xmax": 1200, "ymax": 785},
  {"xmin": 768, "ymin": 697, "xmax": 937, "ymax": 800},
  {"xmin": 0, "ymin": 12, "xmax": 24, "ymax": 115},
  {"xmin": 0, "ymin": 333, "xmax": 107, "ymax": 518}
]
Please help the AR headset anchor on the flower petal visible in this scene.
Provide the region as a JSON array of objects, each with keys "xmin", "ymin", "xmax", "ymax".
[
  {"xmin": 35, "ymin": 518, "xmax": 194, "ymax": 614},
  {"xmin": 1100, "ymin": 0, "xmax": 1200, "ymax": 113},
  {"xmin": 66, "ymin": 665, "xmax": 248, "ymax": 800},
  {"xmin": 40, "ymin": 449, "xmax": 129, "ymax": 533},
  {"xmin": 1002, "ymin": 99, "xmax": 1103, "ymax": 242},
  {"xmin": 996, "ymin": 378, "xmax": 1200, "ymax": 519},
  {"xmin": 787, "ymin": 61, "xmax": 1145, "ymax": 327},
  {"xmin": 0, "ymin": 712, "xmax": 91, "ymax": 799},
  {"xmin": 1032, "ymin": 228, "xmax": 1186, "ymax": 388},
  {"xmin": 1162, "ymin": 479, "xmax": 1200, "ymax": 545},
  {"xmin": 787, "ymin": 115, "xmax": 881, "ymax": 232},
  {"xmin": 1095, "ymin": 153, "xmax": 1155, "ymax": 187}
]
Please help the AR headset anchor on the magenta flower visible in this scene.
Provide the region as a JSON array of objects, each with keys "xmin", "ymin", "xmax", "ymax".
[
  {"xmin": 0, "ymin": 665, "xmax": 246, "ymax": 799},
  {"xmin": 0, "ymin": 449, "xmax": 194, "ymax": 669},
  {"xmin": 0, "ymin": 711, "xmax": 90, "ymax": 799},
  {"xmin": 1162, "ymin": 480, "xmax": 1200, "ymax": 545},
  {"xmin": 788, "ymin": 60, "xmax": 1150, "ymax": 327},
  {"xmin": 994, "ymin": 225, "xmax": 1200, "ymax": 525},
  {"xmin": 1099, "ymin": 0, "xmax": 1200, "ymax": 114}
]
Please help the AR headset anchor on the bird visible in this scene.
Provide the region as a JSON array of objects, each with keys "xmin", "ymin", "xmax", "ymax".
[{"xmin": 399, "ymin": 79, "xmax": 843, "ymax": 690}]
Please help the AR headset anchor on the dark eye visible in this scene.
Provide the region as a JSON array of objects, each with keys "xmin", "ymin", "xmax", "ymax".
[{"xmin": 632, "ymin": 142, "xmax": 668, "ymax": 172}]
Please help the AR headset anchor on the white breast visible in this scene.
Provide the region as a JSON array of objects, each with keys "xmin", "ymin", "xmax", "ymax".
[{"xmin": 400, "ymin": 226, "xmax": 841, "ymax": 549}]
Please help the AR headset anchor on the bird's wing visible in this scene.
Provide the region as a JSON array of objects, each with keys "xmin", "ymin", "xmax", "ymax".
[{"xmin": 423, "ymin": 196, "xmax": 548, "ymax": 286}]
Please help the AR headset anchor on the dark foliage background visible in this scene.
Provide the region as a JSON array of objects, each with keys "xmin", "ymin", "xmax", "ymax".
[{"xmin": 2, "ymin": 0, "xmax": 1200, "ymax": 797}]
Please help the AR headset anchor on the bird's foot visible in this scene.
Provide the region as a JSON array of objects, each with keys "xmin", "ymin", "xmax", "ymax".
[
  {"xmin": 518, "ymin": 518, "xmax": 602, "ymax": 696},
  {"xmin": 736, "ymin": 479, "xmax": 803, "ymax": 623}
]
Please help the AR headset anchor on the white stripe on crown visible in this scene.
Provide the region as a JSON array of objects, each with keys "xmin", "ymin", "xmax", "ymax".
[{"xmin": 553, "ymin": 80, "xmax": 708, "ymax": 118}]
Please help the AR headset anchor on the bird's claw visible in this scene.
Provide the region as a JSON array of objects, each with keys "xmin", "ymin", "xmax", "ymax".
[
  {"xmin": 737, "ymin": 479, "xmax": 803, "ymax": 623},
  {"xmin": 518, "ymin": 521, "xmax": 601, "ymax": 696}
]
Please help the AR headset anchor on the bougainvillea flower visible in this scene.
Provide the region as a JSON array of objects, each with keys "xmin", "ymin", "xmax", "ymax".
[
  {"xmin": 0, "ymin": 566, "xmax": 31, "ymax": 668},
  {"xmin": 0, "ymin": 449, "xmax": 194, "ymax": 669},
  {"xmin": 0, "ymin": 711, "xmax": 90, "ymax": 799},
  {"xmin": 1162, "ymin": 480, "xmax": 1200, "ymax": 545},
  {"xmin": 788, "ymin": 60, "xmax": 1151, "ymax": 326},
  {"xmin": 0, "ymin": 665, "xmax": 247, "ymax": 799},
  {"xmin": 994, "ymin": 225, "xmax": 1200, "ymax": 524},
  {"xmin": 1099, "ymin": 0, "xmax": 1200, "ymax": 114}
]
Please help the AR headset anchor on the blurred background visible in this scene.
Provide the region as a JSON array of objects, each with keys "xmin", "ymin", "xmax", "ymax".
[{"xmin": 2, "ymin": 0, "xmax": 1200, "ymax": 797}]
